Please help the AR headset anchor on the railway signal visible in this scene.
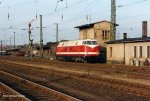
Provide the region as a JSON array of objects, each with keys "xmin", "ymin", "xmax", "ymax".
[{"xmin": 28, "ymin": 23, "xmax": 33, "ymax": 60}]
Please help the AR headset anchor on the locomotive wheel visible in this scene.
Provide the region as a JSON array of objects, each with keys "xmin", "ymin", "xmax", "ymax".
[
  {"xmin": 75, "ymin": 58, "xmax": 78, "ymax": 62},
  {"xmin": 83, "ymin": 59, "xmax": 87, "ymax": 63},
  {"xmin": 62, "ymin": 57, "xmax": 66, "ymax": 61}
]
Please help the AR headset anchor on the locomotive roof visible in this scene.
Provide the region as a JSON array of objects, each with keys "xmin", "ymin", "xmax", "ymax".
[{"xmin": 57, "ymin": 39, "xmax": 97, "ymax": 47}]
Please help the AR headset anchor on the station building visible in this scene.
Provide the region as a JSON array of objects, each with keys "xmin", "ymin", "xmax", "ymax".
[
  {"xmin": 106, "ymin": 21, "xmax": 150, "ymax": 66},
  {"xmin": 106, "ymin": 36, "xmax": 150, "ymax": 66}
]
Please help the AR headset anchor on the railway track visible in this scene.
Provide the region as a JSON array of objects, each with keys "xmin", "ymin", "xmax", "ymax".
[
  {"xmin": 46, "ymin": 62, "xmax": 150, "ymax": 80},
  {"xmin": 0, "ymin": 61, "xmax": 150, "ymax": 101},
  {"xmin": 2, "ymin": 58, "xmax": 150, "ymax": 80},
  {"xmin": 0, "ymin": 70, "xmax": 81, "ymax": 101},
  {"xmin": 1, "ymin": 57, "xmax": 150, "ymax": 77},
  {"xmin": 0, "ymin": 82, "xmax": 30, "ymax": 101}
]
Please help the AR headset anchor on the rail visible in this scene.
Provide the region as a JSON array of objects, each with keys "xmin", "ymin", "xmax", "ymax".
[{"xmin": 0, "ymin": 70, "xmax": 81, "ymax": 101}]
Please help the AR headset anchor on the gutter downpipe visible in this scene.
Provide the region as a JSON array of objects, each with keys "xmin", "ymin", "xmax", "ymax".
[{"xmin": 123, "ymin": 42, "xmax": 125, "ymax": 65}]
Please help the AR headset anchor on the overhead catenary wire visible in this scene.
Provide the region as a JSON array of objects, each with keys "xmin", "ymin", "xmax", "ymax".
[
  {"xmin": 7, "ymin": 6, "xmax": 9, "ymax": 20},
  {"xmin": 0, "ymin": 0, "xmax": 149, "ymax": 41},
  {"xmin": 11, "ymin": 0, "xmax": 92, "ymax": 28},
  {"xmin": 35, "ymin": 0, "xmax": 38, "ymax": 19},
  {"xmin": 42, "ymin": 0, "xmax": 103, "ymax": 27},
  {"xmin": 0, "ymin": 0, "xmax": 6, "ymax": 4},
  {"xmin": 55, "ymin": 0, "xmax": 68, "ymax": 11},
  {"xmin": 17, "ymin": 0, "xmax": 148, "ymax": 28},
  {"xmin": 4, "ymin": 0, "xmax": 41, "ymax": 8},
  {"xmin": 0, "ymin": 0, "xmax": 102, "ymax": 28},
  {"xmin": 45, "ymin": 0, "xmax": 91, "ymax": 17},
  {"xmin": 3, "ymin": 0, "xmax": 149, "ymax": 30}
]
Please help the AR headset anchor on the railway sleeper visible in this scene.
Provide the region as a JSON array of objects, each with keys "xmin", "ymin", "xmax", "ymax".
[
  {"xmin": 0, "ymin": 83, "xmax": 30, "ymax": 101},
  {"xmin": 0, "ymin": 70, "xmax": 81, "ymax": 101}
]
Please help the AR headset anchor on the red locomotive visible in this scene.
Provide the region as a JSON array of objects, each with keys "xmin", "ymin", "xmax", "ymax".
[{"xmin": 56, "ymin": 39, "xmax": 100, "ymax": 63}]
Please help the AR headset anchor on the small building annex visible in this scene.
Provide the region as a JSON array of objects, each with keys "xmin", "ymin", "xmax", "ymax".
[
  {"xmin": 106, "ymin": 21, "xmax": 150, "ymax": 66},
  {"xmin": 106, "ymin": 36, "xmax": 150, "ymax": 66}
]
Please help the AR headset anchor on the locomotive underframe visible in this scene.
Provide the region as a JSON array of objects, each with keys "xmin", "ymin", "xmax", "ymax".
[{"xmin": 56, "ymin": 55, "xmax": 99, "ymax": 63}]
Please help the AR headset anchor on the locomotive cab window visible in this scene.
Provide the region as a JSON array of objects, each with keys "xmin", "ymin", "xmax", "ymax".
[
  {"xmin": 83, "ymin": 41, "xmax": 97, "ymax": 45},
  {"xmin": 92, "ymin": 41, "xmax": 97, "ymax": 45},
  {"xmin": 82, "ymin": 41, "xmax": 86, "ymax": 45},
  {"xmin": 87, "ymin": 41, "xmax": 92, "ymax": 45}
]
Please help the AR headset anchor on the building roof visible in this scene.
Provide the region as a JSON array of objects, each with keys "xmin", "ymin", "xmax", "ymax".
[
  {"xmin": 7, "ymin": 48, "xmax": 19, "ymax": 52},
  {"xmin": 37, "ymin": 45, "xmax": 50, "ymax": 50},
  {"xmin": 106, "ymin": 37, "xmax": 150, "ymax": 44},
  {"xmin": 46, "ymin": 42, "xmax": 58, "ymax": 45},
  {"xmin": 74, "ymin": 20, "xmax": 111, "ymax": 30}
]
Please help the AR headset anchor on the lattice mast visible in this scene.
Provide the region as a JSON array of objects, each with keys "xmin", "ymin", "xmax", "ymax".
[{"xmin": 110, "ymin": 0, "xmax": 116, "ymax": 41}]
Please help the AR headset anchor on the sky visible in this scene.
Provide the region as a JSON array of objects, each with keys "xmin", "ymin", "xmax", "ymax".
[{"xmin": 0, "ymin": 0, "xmax": 150, "ymax": 45}]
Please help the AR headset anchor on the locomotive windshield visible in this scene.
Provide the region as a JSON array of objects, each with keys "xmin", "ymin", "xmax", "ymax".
[
  {"xmin": 83, "ymin": 41, "xmax": 97, "ymax": 45},
  {"xmin": 87, "ymin": 41, "xmax": 92, "ymax": 45},
  {"xmin": 92, "ymin": 41, "xmax": 97, "ymax": 45}
]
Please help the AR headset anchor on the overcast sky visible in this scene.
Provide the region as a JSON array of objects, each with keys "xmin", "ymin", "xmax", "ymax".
[{"xmin": 0, "ymin": 0, "xmax": 150, "ymax": 45}]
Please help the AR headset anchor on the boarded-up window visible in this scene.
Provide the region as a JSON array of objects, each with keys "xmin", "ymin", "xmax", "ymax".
[
  {"xmin": 134, "ymin": 46, "xmax": 137, "ymax": 57},
  {"xmin": 139, "ymin": 46, "xmax": 142, "ymax": 58},
  {"xmin": 147, "ymin": 46, "xmax": 150, "ymax": 57},
  {"xmin": 110, "ymin": 47, "xmax": 112, "ymax": 57},
  {"xmin": 102, "ymin": 30, "xmax": 110, "ymax": 40},
  {"xmin": 102, "ymin": 31, "xmax": 105, "ymax": 40}
]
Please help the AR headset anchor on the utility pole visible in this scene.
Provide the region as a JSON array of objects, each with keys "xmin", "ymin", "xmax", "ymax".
[
  {"xmin": 14, "ymin": 32, "xmax": 15, "ymax": 49},
  {"xmin": 55, "ymin": 23, "xmax": 59, "ymax": 42},
  {"xmin": 10, "ymin": 37, "xmax": 12, "ymax": 49},
  {"xmin": 40, "ymin": 15, "xmax": 43, "ymax": 57},
  {"xmin": 110, "ymin": 0, "xmax": 116, "ymax": 41},
  {"xmin": 1, "ymin": 40, "xmax": 2, "ymax": 55},
  {"xmin": 28, "ymin": 23, "xmax": 33, "ymax": 60}
]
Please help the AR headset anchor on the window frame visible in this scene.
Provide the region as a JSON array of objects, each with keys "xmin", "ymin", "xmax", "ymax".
[
  {"xmin": 102, "ymin": 30, "xmax": 110, "ymax": 40},
  {"xmin": 147, "ymin": 46, "xmax": 150, "ymax": 58},
  {"xmin": 110, "ymin": 47, "xmax": 112, "ymax": 57},
  {"xmin": 134, "ymin": 46, "xmax": 137, "ymax": 58},
  {"xmin": 139, "ymin": 46, "xmax": 142, "ymax": 58}
]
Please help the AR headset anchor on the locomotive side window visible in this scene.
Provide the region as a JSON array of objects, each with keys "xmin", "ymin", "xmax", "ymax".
[{"xmin": 83, "ymin": 41, "xmax": 97, "ymax": 45}]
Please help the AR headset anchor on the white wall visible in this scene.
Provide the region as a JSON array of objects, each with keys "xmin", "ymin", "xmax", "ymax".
[
  {"xmin": 107, "ymin": 43, "xmax": 124, "ymax": 64},
  {"xmin": 107, "ymin": 42, "xmax": 150, "ymax": 66},
  {"xmin": 125, "ymin": 42, "xmax": 150, "ymax": 65}
]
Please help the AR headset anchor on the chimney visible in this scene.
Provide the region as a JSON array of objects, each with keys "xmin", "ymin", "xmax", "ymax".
[
  {"xmin": 142, "ymin": 21, "xmax": 147, "ymax": 38},
  {"xmin": 123, "ymin": 33, "xmax": 127, "ymax": 39}
]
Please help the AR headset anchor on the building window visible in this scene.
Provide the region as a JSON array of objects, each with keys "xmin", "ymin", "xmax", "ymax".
[
  {"xmin": 102, "ymin": 30, "xmax": 110, "ymax": 40},
  {"xmin": 102, "ymin": 31, "xmax": 105, "ymax": 40},
  {"xmin": 134, "ymin": 46, "xmax": 137, "ymax": 58},
  {"xmin": 107, "ymin": 31, "xmax": 110, "ymax": 39},
  {"xmin": 139, "ymin": 46, "xmax": 142, "ymax": 58},
  {"xmin": 147, "ymin": 46, "xmax": 150, "ymax": 58},
  {"xmin": 110, "ymin": 47, "xmax": 112, "ymax": 57}
]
